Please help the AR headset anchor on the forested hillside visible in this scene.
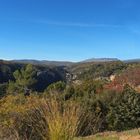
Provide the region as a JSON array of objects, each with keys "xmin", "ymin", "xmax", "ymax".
[
  {"xmin": 1, "ymin": 60, "xmax": 140, "ymax": 96},
  {"xmin": 0, "ymin": 60, "xmax": 67, "ymax": 97},
  {"xmin": 1, "ymin": 60, "xmax": 140, "ymax": 140}
]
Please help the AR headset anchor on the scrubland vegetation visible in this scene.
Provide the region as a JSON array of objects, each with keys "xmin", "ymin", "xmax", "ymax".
[{"xmin": 1, "ymin": 60, "xmax": 140, "ymax": 140}]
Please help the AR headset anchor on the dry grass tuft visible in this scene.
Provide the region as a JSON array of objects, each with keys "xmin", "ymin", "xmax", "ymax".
[{"xmin": 33, "ymin": 98, "xmax": 81, "ymax": 140}]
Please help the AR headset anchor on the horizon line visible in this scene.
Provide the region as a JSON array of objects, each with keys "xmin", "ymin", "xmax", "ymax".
[{"xmin": 1, "ymin": 57, "xmax": 140, "ymax": 63}]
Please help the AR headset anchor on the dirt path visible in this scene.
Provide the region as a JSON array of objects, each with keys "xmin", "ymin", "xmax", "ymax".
[{"xmin": 120, "ymin": 136, "xmax": 140, "ymax": 140}]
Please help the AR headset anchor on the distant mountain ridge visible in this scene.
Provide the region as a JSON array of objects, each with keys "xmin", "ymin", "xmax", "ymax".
[
  {"xmin": 11, "ymin": 58, "xmax": 121, "ymax": 66},
  {"xmin": 82, "ymin": 58, "xmax": 120, "ymax": 63},
  {"xmin": 5, "ymin": 58, "xmax": 140, "ymax": 66},
  {"xmin": 11, "ymin": 60, "xmax": 74, "ymax": 66},
  {"xmin": 124, "ymin": 59, "xmax": 140, "ymax": 63}
]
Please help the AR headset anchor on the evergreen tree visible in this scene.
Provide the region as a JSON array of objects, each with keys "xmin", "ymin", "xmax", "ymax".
[{"xmin": 7, "ymin": 64, "xmax": 37, "ymax": 94}]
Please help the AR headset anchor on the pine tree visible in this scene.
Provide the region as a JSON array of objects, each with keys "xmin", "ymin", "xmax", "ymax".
[{"xmin": 7, "ymin": 64, "xmax": 37, "ymax": 94}]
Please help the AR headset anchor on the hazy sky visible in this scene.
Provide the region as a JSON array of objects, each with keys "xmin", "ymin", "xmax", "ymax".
[{"xmin": 0, "ymin": 0, "xmax": 140, "ymax": 61}]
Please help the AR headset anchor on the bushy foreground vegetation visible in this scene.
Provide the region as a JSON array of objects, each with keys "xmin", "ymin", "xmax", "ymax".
[
  {"xmin": 0, "ymin": 95, "xmax": 82, "ymax": 140},
  {"xmin": 1, "ymin": 85, "xmax": 140, "ymax": 140},
  {"xmin": 1, "ymin": 62, "xmax": 140, "ymax": 139}
]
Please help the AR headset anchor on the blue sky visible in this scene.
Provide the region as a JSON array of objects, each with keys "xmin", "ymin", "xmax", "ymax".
[{"xmin": 0, "ymin": 0, "xmax": 140, "ymax": 61}]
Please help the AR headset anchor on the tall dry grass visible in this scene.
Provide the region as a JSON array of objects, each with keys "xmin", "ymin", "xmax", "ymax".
[
  {"xmin": 28, "ymin": 97, "xmax": 82, "ymax": 140},
  {"xmin": 0, "ymin": 95, "xmax": 96, "ymax": 140}
]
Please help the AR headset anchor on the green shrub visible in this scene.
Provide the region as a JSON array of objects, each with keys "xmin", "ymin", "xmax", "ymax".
[
  {"xmin": 107, "ymin": 85, "xmax": 140, "ymax": 131},
  {"xmin": 46, "ymin": 81, "xmax": 66, "ymax": 93},
  {"xmin": 0, "ymin": 83, "xmax": 7, "ymax": 98}
]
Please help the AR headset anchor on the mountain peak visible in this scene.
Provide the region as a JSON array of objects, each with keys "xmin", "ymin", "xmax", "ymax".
[{"xmin": 82, "ymin": 58, "xmax": 120, "ymax": 63}]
